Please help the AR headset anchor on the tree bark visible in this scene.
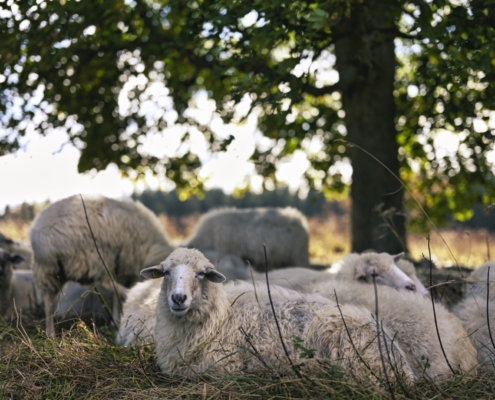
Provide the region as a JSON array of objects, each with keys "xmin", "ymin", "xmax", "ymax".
[{"xmin": 334, "ymin": 2, "xmax": 407, "ymax": 254}]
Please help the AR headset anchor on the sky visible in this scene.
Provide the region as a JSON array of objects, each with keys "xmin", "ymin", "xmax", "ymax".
[{"xmin": 0, "ymin": 115, "xmax": 311, "ymax": 214}]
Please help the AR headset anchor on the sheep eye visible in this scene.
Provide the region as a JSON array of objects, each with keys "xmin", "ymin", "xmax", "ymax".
[
  {"xmin": 197, "ymin": 271, "xmax": 206, "ymax": 278},
  {"xmin": 164, "ymin": 271, "xmax": 170, "ymax": 277},
  {"xmin": 370, "ymin": 272, "xmax": 379, "ymax": 278}
]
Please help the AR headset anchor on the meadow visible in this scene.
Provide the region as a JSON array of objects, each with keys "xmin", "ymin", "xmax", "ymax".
[{"xmin": 1, "ymin": 212, "xmax": 495, "ymax": 399}]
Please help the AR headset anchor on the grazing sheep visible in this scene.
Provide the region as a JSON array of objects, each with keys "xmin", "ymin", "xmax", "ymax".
[
  {"xmin": 29, "ymin": 194, "xmax": 175, "ymax": 337},
  {"xmin": 117, "ymin": 250, "xmax": 250, "ymax": 346},
  {"xmin": 0, "ymin": 232, "xmax": 32, "ymax": 270},
  {"xmin": 140, "ymin": 248, "xmax": 415, "ymax": 380},
  {"xmin": 184, "ymin": 207, "xmax": 309, "ymax": 270},
  {"xmin": 452, "ymin": 262, "xmax": 495, "ymax": 366},
  {"xmin": 255, "ymin": 252, "xmax": 429, "ymax": 296},
  {"xmin": 55, "ymin": 281, "xmax": 129, "ymax": 327},
  {"xmin": 0, "ymin": 249, "xmax": 40, "ymax": 319},
  {"xmin": 308, "ymin": 279, "xmax": 478, "ymax": 379}
]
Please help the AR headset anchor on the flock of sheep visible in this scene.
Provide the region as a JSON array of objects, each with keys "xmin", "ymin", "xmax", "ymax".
[{"xmin": 1, "ymin": 194, "xmax": 495, "ymax": 383}]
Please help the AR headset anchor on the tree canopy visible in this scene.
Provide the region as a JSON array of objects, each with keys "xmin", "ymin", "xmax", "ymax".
[{"xmin": 1, "ymin": 0, "xmax": 495, "ymax": 252}]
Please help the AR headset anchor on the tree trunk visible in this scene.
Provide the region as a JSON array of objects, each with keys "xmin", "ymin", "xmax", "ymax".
[{"xmin": 334, "ymin": 2, "xmax": 406, "ymax": 254}]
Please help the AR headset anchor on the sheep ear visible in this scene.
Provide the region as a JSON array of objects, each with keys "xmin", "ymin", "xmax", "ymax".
[
  {"xmin": 140, "ymin": 265, "xmax": 165, "ymax": 279},
  {"xmin": 205, "ymin": 269, "xmax": 226, "ymax": 283},
  {"xmin": 392, "ymin": 252, "xmax": 405, "ymax": 262},
  {"xmin": 8, "ymin": 254, "xmax": 24, "ymax": 264}
]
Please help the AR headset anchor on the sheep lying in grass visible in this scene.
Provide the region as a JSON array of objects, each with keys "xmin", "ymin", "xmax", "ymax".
[
  {"xmin": 0, "ymin": 232, "xmax": 32, "ymax": 270},
  {"xmin": 0, "ymin": 249, "xmax": 40, "ymax": 320},
  {"xmin": 452, "ymin": 262, "xmax": 495, "ymax": 366},
  {"xmin": 255, "ymin": 252, "xmax": 430, "ymax": 296},
  {"xmin": 306, "ymin": 279, "xmax": 477, "ymax": 379},
  {"xmin": 117, "ymin": 250, "xmax": 250, "ymax": 346},
  {"xmin": 139, "ymin": 248, "xmax": 415, "ymax": 380},
  {"xmin": 55, "ymin": 281, "xmax": 129, "ymax": 328},
  {"xmin": 29, "ymin": 195, "xmax": 175, "ymax": 337},
  {"xmin": 117, "ymin": 278, "xmax": 162, "ymax": 345},
  {"xmin": 184, "ymin": 207, "xmax": 309, "ymax": 270}
]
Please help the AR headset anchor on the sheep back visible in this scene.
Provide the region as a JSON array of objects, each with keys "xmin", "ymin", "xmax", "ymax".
[
  {"xmin": 154, "ymin": 280, "xmax": 413, "ymax": 380},
  {"xmin": 29, "ymin": 195, "xmax": 174, "ymax": 294},
  {"xmin": 185, "ymin": 207, "xmax": 309, "ymax": 270},
  {"xmin": 117, "ymin": 278, "xmax": 163, "ymax": 345}
]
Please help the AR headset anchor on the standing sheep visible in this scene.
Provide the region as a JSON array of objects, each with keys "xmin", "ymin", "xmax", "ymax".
[
  {"xmin": 139, "ymin": 248, "xmax": 415, "ymax": 380},
  {"xmin": 452, "ymin": 261, "xmax": 495, "ymax": 366},
  {"xmin": 307, "ymin": 279, "xmax": 477, "ymax": 378},
  {"xmin": 29, "ymin": 194, "xmax": 175, "ymax": 337},
  {"xmin": 184, "ymin": 207, "xmax": 309, "ymax": 270}
]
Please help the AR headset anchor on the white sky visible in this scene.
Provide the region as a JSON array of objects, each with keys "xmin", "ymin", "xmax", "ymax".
[{"xmin": 0, "ymin": 116, "xmax": 311, "ymax": 213}]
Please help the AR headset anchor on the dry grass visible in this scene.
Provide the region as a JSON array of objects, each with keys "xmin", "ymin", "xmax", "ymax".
[
  {"xmin": 0, "ymin": 219, "xmax": 31, "ymax": 242},
  {"xmin": 2, "ymin": 321, "xmax": 495, "ymax": 400}
]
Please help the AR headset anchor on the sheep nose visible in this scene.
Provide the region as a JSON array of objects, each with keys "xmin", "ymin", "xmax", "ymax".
[
  {"xmin": 405, "ymin": 284, "xmax": 416, "ymax": 292},
  {"xmin": 172, "ymin": 293, "xmax": 187, "ymax": 305}
]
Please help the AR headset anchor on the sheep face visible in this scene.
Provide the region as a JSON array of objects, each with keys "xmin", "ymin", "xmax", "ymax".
[
  {"xmin": 0, "ymin": 250, "xmax": 24, "ymax": 278},
  {"xmin": 140, "ymin": 248, "xmax": 226, "ymax": 316},
  {"xmin": 355, "ymin": 253, "xmax": 418, "ymax": 293}
]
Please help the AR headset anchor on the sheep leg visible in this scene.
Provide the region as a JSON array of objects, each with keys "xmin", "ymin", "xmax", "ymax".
[
  {"xmin": 43, "ymin": 292, "xmax": 56, "ymax": 338},
  {"xmin": 112, "ymin": 291, "xmax": 120, "ymax": 327}
]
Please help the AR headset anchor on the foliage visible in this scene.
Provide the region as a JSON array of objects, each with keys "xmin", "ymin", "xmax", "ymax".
[{"xmin": 0, "ymin": 0, "xmax": 495, "ymax": 229}]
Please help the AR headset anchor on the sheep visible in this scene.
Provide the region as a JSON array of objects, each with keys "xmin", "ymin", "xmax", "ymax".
[
  {"xmin": 184, "ymin": 207, "xmax": 309, "ymax": 270},
  {"xmin": 0, "ymin": 232, "xmax": 32, "ymax": 270},
  {"xmin": 306, "ymin": 279, "xmax": 478, "ymax": 378},
  {"xmin": 254, "ymin": 252, "xmax": 430, "ymax": 296},
  {"xmin": 0, "ymin": 249, "xmax": 41, "ymax": 320},
  {"xmin": 29, "ymin": 194, "xmax": 175, "ymax": 337},
  {"xmin": 139, "ymin": 248, "xmax": 415, "ymax": 380},
  {"xmin": 117, "ymin": 278, "xmax": 162, "ymax": 345},
  {"xmin": 55, "ymin": 281, "xmax": 129, "ymax": 327},
  {"xmin": 395, "ymin": 259, "xmax": 430, "ymax": 297},
  {"xmin": 451, "ymin": 261, "xmax": 495, "ymax": 366},
  {"xmin": 117, "ymin": 250, "xmax": 250, "ymax": 346},
  {"xmin": 201, "ymin": 250, "xmax": 251, "ymax": 280}
]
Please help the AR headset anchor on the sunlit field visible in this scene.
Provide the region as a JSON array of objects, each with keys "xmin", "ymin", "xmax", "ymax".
[{"xmin": 2, "ymin": 211, "xmax": 494, "ymax": 269}]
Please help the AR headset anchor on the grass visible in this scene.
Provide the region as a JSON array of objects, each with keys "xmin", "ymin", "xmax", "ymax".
[{"xmin": 2, "ymin": 320, "xmax": 495, "ymax": 399}]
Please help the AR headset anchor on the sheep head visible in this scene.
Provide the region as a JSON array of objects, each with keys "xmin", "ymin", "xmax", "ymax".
[
  {"xmin": 354, "ymin": 252, "xmax": 419, "ymax": 293},
  {"xmin": 140, "ymin": 248, "xmax": 226, "ymax": 316},
  {"xmin": 0, "ymin": 249, "xmax": 24, "ymax": 278}
]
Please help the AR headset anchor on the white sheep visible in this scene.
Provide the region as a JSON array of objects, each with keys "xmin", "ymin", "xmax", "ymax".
[
  {"xmin": 0, "ymin": 249, "xmax": 40, "ymax": 320},
  {"xmin": 139, "ymin": 248, "xmax": 415, "ymax": 380},
  {"xmin": 255, "ymin": 252, "xmax": 430, "ymax": 296},
  {"xmin": 117, "ymin": 278, "xmax": 162, "ymax": 345},
  {"xmin": 307, "ymin": 279, "xmax": 478, "ymax": 378},
  {"xmin": 117, "ymin": 250, "xmax": 250, "ymax": 346},
  {"xmin": 452, "ymin": 261, "xmax": 495, "ymax": 366},
  {"xmin": 184, "ymin": 207, "xmax": 309, "ymax": 270},
  {"xmin": 29, "ymin": 194, "xmax": 175, "ymax": 337}
]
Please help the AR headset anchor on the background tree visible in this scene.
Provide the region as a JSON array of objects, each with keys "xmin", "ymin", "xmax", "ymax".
[{"xmin": 1, "ymin": 0, "xmax": 494, "ymax": 253}]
